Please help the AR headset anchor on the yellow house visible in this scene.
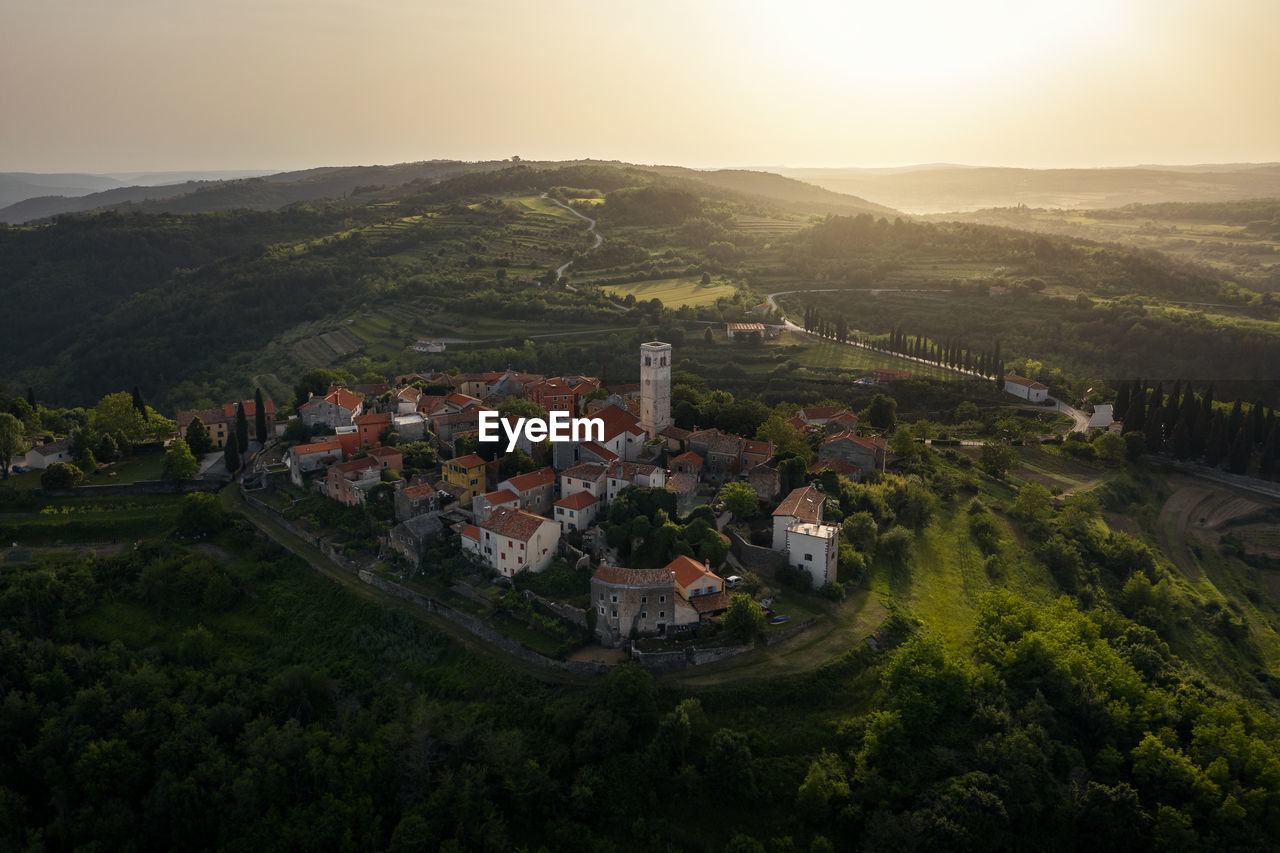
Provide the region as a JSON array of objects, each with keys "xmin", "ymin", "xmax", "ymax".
[{"xmin": 444, "ymin": 453, "xmax": 489, "ymax": 503}]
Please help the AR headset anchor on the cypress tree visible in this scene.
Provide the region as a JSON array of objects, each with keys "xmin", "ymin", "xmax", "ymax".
[
  {"xmin": 1144, "ymin": 412, "xmax": 1164, "ymax": 454},
  {"xmin": 235, "ymin": 402, "xmax": 249, "ymax": 452},
  {"xmin": 1127, "ymin": 381, "xmax": 1146, "ymax": 434},
  {"xmin": 1205, "ymin": 411, "xmax": 1228, "ymax": 468},
  {"xmin": 186, "ymin": 416, "xmax": 212, "ymax": 456},
  {"xmin": 1162, "ymin": 380, "xmax": 1181, "ymax": 436},
  {"xmin": 1248, "ymin": 399, "xmax": 1265, "ymax": 445},
  {"xmin": 1228, "ymin": 428, "xmax": 1252, "ymax": 475},
  {"xmin": 996, "ymin": 361, "xmax": 1005, "ymax": 392},
  {"xmin": 1147, "ymin": 383, "xmax": 1164, "ymax": 438},
  {"xmin": 224, "ymin": 433, "xmax": 241, "ymax": 474},
  {"xmin": 131, "ymin": 386, "xmax": 148, "ymax": 421},
  {"xmin": 1113, "ymin": 382, "xmax": 1131, "ymax": 421},
  {"xmin": 254, "ymin": 388, "xmax": 268, "ymax": 444},
  {"xmin": 1172, "ymin": 419, "xmax": 1192, "ymax": 460},
  {"xmin": 1260, "ymin": 426, "xmax": 1278, "ymax": 480},
  {"xmin": 1227, "ymin": 399, "xmax": 1244, "ymax": 439},
  {"xmin": 26, "ymin": 387, "xmax": 35, "ymax": 408},
  {"xmin": 1193, "ymin": 384, "xmax": 1215, "ymax": 458},
  {"xmin": 1178, "ymin": 384, "xmax": 1199, "ymax": 433}
]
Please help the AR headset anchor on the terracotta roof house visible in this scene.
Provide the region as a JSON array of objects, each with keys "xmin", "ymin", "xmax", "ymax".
[
  {"xmin": 287, "ymin": 438, "xmax": 344, "ymax": 487},
  {"xmin": 554, "ymin": 489, "xmax": 600, "ymax": 533},
  {"xmin": 472, "ymin": 488, "xmax": 520, "ymax": 524},
  {"xmin": 772, "ymin": 485, "xmax": 825, "ymax": 550},
  {"xmin": 300, "ymin": 388, "xmax": 365, "ymax": 430},
  {"xmin": 496, "ymin": 466, "xmax": 556, "ymax": 514},
  {"xmin": 461, "ymin": 505, "xmax": 560, "ymax": 577},
  {"xmin": 1004, "ymin": 374, "xmax": 1049, "ymax": 403},
  {"xmin": 591, "ymin": 565, "xmax": 696, "ymax": 646}
]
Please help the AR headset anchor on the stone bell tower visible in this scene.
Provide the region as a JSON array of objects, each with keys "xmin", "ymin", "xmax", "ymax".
[{"xmin": 639, "ymin": 341, "xmax": 671, "ymax": 439}]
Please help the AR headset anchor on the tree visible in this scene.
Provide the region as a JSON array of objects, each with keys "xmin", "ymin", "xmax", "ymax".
[
  {"xmin": 1011, "ymin": 481, "xmax": 1053, "ymax": 527},
  {"xmin": 131, "ymin": 386, "xmax": 148, "ymax": 420},
  {"xmin": 224, "ymin": 434, "xmax": 241, "ymax": 474},
  {"xmin": 867, "ymin": 394, "xmax": 898, "ymax": 431},
  {"xmin": 0, "ymin": 412, "xmax": 24, "ymax": 480},
  {"xmin": 235, "ymin": 403, "xmax": 249, "ymax": 452},
  {"xmin": 1228, "ymin": 428, "xmax": 1252, "ymax": 475},
  {"xmin": 720, "ymin": 481, "xmax": 758, "ymax": 521},
  {"xmin": 1093, "ymin": 431, "xmax": 1127, "ymax": 466},
  {"xmin": 91, "ymin": 391, "xmax": 147, "ymax": 442},
  {"xmin": 163, "ymin": 438, "xmax": 200, "ymax": 486},
  {"xmin": 178, "ymin": 492, "xmax": 227, "ymax": 536},
  {"xmin": 978, "ymin": 442, "xmax": 1016, "ymax": 479},
  {"xmin": 723, "ymin": 593, "xmax": 766, "ymax": 644},
  {"xmin": 97, "ymin": 432, "xmax": 121, "ymax": 463},
  {"xmin": 185, "ymin": 416, "xmax": 213, "ymax": 456},
  {"xmin": 254, "ymin": 388, "xmax": 268, "ymax": 444},
  {"xmin": 40, "ymin": 461, "xmax": 82, "ymax": 489},
  {"xmin": 704, "ymin": 326, "xmax": 714, "ymax": 344}
]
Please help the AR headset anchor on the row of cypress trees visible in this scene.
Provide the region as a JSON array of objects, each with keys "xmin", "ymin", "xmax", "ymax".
[{"xmin": 1114, "ymin": 379, "xmax": 1278, "ymax": 478}]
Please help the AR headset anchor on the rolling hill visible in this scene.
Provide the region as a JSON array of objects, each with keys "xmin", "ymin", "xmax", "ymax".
[{"xmin": 777, "ymin": 163, "xmax": 1280, "ymax": 214}]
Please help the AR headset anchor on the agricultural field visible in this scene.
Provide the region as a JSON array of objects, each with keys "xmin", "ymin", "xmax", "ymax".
[{"xmin": 603, "ymin": 276, "xmax": 739, "ymax": 307}]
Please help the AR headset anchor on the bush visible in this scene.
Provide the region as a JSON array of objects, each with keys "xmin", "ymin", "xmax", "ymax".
[{"xmin": 41, "ymin": 462, "xmax": 83, "ymax": 489}]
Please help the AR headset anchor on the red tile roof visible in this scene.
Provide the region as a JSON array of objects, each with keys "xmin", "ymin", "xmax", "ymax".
[
  {"xmin": 1005, "ymin": 374, "xmax": 1049, "ymax": 390},
  {"xmin": 461, "ymin": 524, "xmax": 480, "ymax": 541},
  {"xmin": 690, "ymin": 591, "xmax": 731, "ymax": 614},
  {"xmin": 668, "ymin": 555, "xmax": 720, "ymax": 590},
  {"xmin": 450, "ymin": 453, "xmax": 488, "ymax": 469},
  {"xmin": 742, "ymin": 440, "xmax": 772, "ymax": 457},
  {"xmin": 772, "ymin": 485, "xmax": 824, "ymax": 525},
  {"xmin": 482, "ymin": 506, "xmax": 553, "ymax": 541},
  {"xmin": 595, "ymin": 403, "xmax": 642, "ymax": 441},
  {"xmin": 810, "ymin": 459, "xmax": 861, "ymax": 477},
  {"xmin": 402, "ymin": 483, "xmax": 438, "ymax": 500},
  {"xmin": 667, "ymin": 472, "xmax": 698, "ymax": 494},
  {"xmin": 580, "ymin": 442, "xmax": 619, "ymax": 462},
  {"xmin": 482, "ymin": 489, "xmax": 520, "ymax": 505},
  {"xmin": 671, "ymin": 451, "xmax": 703, "ymax": 466},
  {"xmin": 555, "ymin": 491, "xmax": 599, "ymax": 510},
  {"xmin": 607, "ymin": 461, "xmax": 658, "ymax": 480},
  {"xmin": 800, "ymin": 406, "xmax": 840, "ymax": 422},
  {"xmin": 592, "ymin": 565, "xmax": 674, "ymax": 586},
  {"xmin": 502, "ymin": 466, "xmax": 554, "ymax": 493},
  {"xmin": 293, "ymin": 440, "xmax": 343, "ymax": 455},
  {"xmin": 354, "ymin": 411, "xmax": 393, "ymax": 427},
  {"xmin": 324, "ymin": 388, "xmax": 364, "ymax": 412},
  {"xmin": 562, "ymin": 463, "xmax": 606, "ymax": 481},
  {"xmin": 367, "ymin": 446, "xmax": 404, "ymax": 462}
]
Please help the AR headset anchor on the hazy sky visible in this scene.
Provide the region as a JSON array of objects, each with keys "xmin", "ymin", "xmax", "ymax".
[{"xmin": 3, "ymin": 0, "xmax": 1278, "ymax": 173}]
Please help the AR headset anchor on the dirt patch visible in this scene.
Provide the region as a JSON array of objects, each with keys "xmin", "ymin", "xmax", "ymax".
[{"xmin": 1155, "ymin": 476, "xmax": 1274, "ymax": 580}]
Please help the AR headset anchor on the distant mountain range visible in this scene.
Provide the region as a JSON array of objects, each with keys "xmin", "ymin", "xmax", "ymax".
[
  {"xmin": 774, "ymin": 163, "xmax": 1280, "ymax": 214},
  {"xmin": 0, "ymin": 160, "xmax": 895, "ymax": 223},
  {"xmin": 5, "ymin": 161, "xmax": 1280, "ymax": 224}
]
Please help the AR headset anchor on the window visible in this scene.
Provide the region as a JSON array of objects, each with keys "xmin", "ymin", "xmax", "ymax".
[
  {"xmin": 612, "ymin": 610, "xmax": 617, "ymax": 618},
  {"xmin": 659, "ymin": 595, "xmax": 666, "ymax": 603},
  {"xmin": 518, "ymin": 557, "xmax": 523, "ymax": 564},
  {"xmin": 611, "ymin": 595, "xmax": 618, "ymax": 603},
  {"xmin": 641, "ymin": 595, "xmax": 647, "ymax": 604},
  {"xmin": 640, "ymin": 612, "xmax": 647, "ymax": 619},
  {"xmin": 659, "ymin": 611, "xmax": 665, "ymax": 618},
  {"xmin": 805, "ymin": 553, "xmax": 813, "ymax": 561}
]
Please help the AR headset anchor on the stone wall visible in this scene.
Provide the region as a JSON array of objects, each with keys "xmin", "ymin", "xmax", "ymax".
[
  {"xmin": 35, "ymin": 477, "xmax": 226, "ymax": 498},
  {"xmin": 726, "ymin": 529, "xmax": 787, "ymax": 571},
  {"xmin": 360, "ymin": 571, "xmax": 611, "ymax": 676},
  {"xmin": 630, "ymin": 642, "xmax": 754, "ymax": 672},
  {"xmin": 761, "ymin": 617, "xmax": 819, "ymax": 647},
  {"xmin": 524, "ymin": 590, "xmax": 588, "ymax": 629}
]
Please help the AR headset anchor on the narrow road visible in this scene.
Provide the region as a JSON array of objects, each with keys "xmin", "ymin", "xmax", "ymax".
[{"xmin": 541, "ymin": 193, "xmax": 601, "ymax": 282}]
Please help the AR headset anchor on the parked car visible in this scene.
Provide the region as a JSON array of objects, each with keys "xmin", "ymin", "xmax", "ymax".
[{"xmin": 725, "ymin": 575, "xmax": 744, "ymax": 589}]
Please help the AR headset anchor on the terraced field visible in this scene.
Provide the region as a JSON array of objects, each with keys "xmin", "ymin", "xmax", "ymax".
[{"xmin": 605, "ymin": 276, "xmax": 739, "ymax": 308}]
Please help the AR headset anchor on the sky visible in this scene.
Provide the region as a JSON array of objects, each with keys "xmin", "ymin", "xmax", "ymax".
[{"xmin": 2, "ymin": 0, "xmax": 1279, "ymax": 173}]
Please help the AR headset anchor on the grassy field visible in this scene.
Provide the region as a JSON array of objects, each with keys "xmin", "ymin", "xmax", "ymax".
[
  {"xmin": 604, "ymin": 276, "xmax": 739, "ymax": 308},
  {"xmin": 786, "ymin": 334, "xmax": 964, "ymax": 382}
]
